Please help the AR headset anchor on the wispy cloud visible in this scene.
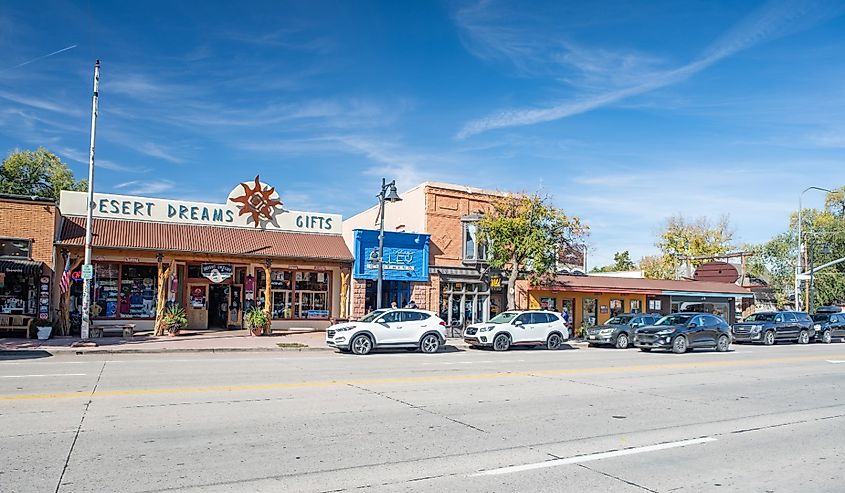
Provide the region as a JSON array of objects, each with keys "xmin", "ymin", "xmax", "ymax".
[
  {"xmin": 114, "ymin": 179, "xmax": 175, "ymax": 195},
  {"xmin": 455, "ymin": 0, "xmax": 845, "ymax": 138},
  {"xmin": 0, "ymin": 90, "xmax": 82, "ymax": 117}
]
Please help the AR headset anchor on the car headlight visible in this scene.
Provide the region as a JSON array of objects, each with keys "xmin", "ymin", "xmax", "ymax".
[
  {"xmin": 336, "ymin": 325, "xmax": 355, "ymax": 332},
  {"xmin": 479, "ymin": 326, "xmax": 495, "ymax": 332},
  {"xmin": 750, "ymin": 325, "xmax": 763, "ymax": 333},
  {"xmin": 656, "ymin": 329, "xmax": 675, "ymax": 336},
  {"xmin": 599, "ymin": 329, "xmax": 614, "ymax": 335},
  {"xmin": 814, "ymin": 324, "xmax": 821, "ymax": 330}
]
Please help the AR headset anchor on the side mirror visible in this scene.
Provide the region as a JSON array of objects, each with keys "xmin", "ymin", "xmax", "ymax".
[
  {"xmin": 514, "ymin": 320, "xmax": 524, "ymax": 327},
  {"xmin": 376, "ymin": 318, "xmax": 387, "ymax": 324},
  {"xmin": 688, "ymin": 322, "xmax": 698, "ymax": 328}
]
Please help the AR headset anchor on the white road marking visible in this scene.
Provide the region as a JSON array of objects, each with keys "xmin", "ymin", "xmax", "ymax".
[
  {"xmin": 423, "ymin": 359, "xmax": 526, "ymax": 366},
  {"xmin": 472, "ymin": 437, "xmax": 717, "ymax": 476},
  {"xmin": 827, "ymin": 360, "xmax": 845, "ymax": 364},
  {"xmin": 0, "ymin": 373, "xmax": 87, "ymax": 378}
]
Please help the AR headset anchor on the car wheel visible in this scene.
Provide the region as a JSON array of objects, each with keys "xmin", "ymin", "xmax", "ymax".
[
  {"xmin": 763, "ymin": 330, "xmax": 775, "ymax": 346},
  {"xmin": 639, "ymin": 348, "xmax": 652, "ymax": 352},
  {"xmin": 716, "ymin": 334, "xmax": 730, "ymax": 352},
  {"xmin": 798, "ymin": 330, "xmax": 810, "ymax": 345},
  {"xmin": 671, "ymin": 335, "xmax": 687, "ymax": 354},
  {"xmin": 350, "ymin": 334, "xmax": 373, "ymax": 355},
  {"xmin": 420, "ymin": 334, "xmax": 441, "ymax": 353},
  {"xmin": 821, "ymin": 330, "xmax": 832, "ymax": 344},
  {"xmin": 493, "ymin": 333, "xmax": 511, "ymax": 352},
  {"xmin": 615, "ymin": 333, "xmax": 629, "ymax": 349},
  {"xmin": 546, "ymin": 333, "xmax": 562, "ymax": 350}
]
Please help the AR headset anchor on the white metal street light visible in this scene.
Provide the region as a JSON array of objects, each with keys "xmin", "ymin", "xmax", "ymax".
[
  {"xmin": 376, "ymin": 179, "xmax": 402, "ymax": 309},
  {"xmin": 795, "ymin": 186, "xmax": 832, "ymax": 311}
]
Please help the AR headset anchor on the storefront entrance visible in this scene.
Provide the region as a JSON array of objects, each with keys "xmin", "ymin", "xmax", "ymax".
[
  {"xmin": 365, "ymin": 280, "xmax": 411, "ymax": 310},
  {"xmin": 208, "ymin": 285, "xmax": 229, "ymax": 328},
  {"xmin": 440, "ymin": 281, "xmax": 490, "ymax": 329}
]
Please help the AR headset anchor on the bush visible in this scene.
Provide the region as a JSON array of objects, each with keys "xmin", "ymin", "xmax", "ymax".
[{"xmin": 162, "ymin": 305, "xmax": 188, "ymax": 335}]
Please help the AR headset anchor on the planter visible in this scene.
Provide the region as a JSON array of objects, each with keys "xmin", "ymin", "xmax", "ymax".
[
  {"xmin": 250, "ymin": 326, "xmax": 265, "ymax": 337},
  {"xmin": 36, "ymin": 325, "xmax": 53, "ymax": 340}
]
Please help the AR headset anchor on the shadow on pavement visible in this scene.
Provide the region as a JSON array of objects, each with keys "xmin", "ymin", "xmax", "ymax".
[{"xmin": 0, "ymin": 350, "xmax": 53, "ymax": 361}]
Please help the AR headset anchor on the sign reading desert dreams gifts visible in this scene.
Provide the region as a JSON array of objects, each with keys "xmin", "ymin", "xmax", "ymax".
[{"xmin": 59, "ymin": 176, "xmax": 342, "ymax": 234}]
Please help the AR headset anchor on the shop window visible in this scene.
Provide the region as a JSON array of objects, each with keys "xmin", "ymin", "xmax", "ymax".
[
  {"xmin": 540, "ymin": 297, "xmax": 557, "ymax": 311},
  {"xmin": 648, "ymin": 299, "xmax": 662, "ymax": 311},
  {"xmin": 295, "ymin": 271, "xmax": 330, "ymax": 319},
  {"xmin": 462, "ymin": 222, "xmax": 489, "ymax": 262},
  {"xmin": 272, "ymin": 291, "xmax": 292, "ymax": 319},
  {"xmin": 187, "ymin": 264, "xmax": 203, "ymax": 279},
  {"xmin": 610, "ymin": 299, "xmax": 623, "ymax": 317},
  {"xmin": 270, "ymin": 270, "xmax": 292, "ymax": 290},
  {"xmin": 120, "ymin": 265, "xmax": 158, "ymax": 318},
  {"xmin": 0, "ymin": 272, "xmax": 37, "ymax": 315},
  {"xmin": 234, "ymin": 267, "xmax": 247, "ymax": 285},
  {"xmin": 93, "ymin": 263, "xmax": 120, "ymax": 317},
  {"xmin": 582, "ymin": 298, "xmax": 598, "ymax": 328},
  {"xmin": 0, "ymin": 238, "xmax": 31, "ymax": 258},
  {"xmin": 630, "ymin": 299, "xmax": 642, "ymax": 313}
]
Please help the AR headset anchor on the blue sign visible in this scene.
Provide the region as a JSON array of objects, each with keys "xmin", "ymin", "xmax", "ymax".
[{"xmin": 353, "ymin": 229, "xmax": 430, "ymax": 282}]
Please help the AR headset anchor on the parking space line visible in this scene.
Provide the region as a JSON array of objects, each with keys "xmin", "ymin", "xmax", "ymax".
[
  {"xmin": 472, "ymin": 437, "xmax": 717, "ymax": 476},
  {"xmin": 0, "ymin": 373, "xmax": 87, "ymax": 378}
]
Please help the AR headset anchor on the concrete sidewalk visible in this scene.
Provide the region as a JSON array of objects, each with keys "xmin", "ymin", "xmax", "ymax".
[{"xmin": 0, "ymin": 330, "xmax": 588, "ymax": 355}]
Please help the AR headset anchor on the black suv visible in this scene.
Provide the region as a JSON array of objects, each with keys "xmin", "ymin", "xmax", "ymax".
[
  {"xmin": 585, "ymin": 313, "xmax": 660, "ymax": 349},
  {"xmin": 732, "ymin": 311, "xmax": 814, "ymax": 345},
  {"xmin": 812, "ymin": 310, "xmax": 845, "ymax": 344},
  {"xmin": 634, "ymin": 312, "xmax": 732, "ymax": 354}
]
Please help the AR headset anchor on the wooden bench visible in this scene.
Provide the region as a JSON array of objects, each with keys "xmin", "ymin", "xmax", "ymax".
[
  {"xmin": 0, "ymin": 315, "xmax": 34, "ymax": 338},
  {"xmin": 90, "ymin": 324, "xmax": 136, "ymax": 339}
]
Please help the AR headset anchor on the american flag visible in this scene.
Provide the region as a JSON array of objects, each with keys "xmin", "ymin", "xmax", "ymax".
[{"xmin": 59, "ymin": 256, "xmax": 72, "ymax": 294}]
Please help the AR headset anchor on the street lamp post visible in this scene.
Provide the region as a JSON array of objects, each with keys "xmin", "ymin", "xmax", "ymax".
[
  {"xmin": 796, "ymin": 186, "xmax": 832, "ymax": 311},
  {"xmin": 376, "ymin": 178, "xmax": 402, "ymax": 309}
]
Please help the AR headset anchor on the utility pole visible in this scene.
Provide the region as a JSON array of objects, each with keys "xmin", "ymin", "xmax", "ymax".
[{"xmin": 80, "ymin": 60, "xmax": 100, "ymax": 340}]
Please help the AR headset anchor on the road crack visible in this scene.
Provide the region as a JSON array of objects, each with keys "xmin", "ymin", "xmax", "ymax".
[
  {"xmin": 577, "ymin": 463, "xmax": 660, "ymax": 492},
  {"xmin": 347, "ymin": 383, "xmax": 488, "ymax": 433},
  {"xmin": 54, "ymin": 360, "xmax": 106, "ymax": 493}
]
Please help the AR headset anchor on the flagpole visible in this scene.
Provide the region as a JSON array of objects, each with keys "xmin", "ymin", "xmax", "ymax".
[{"xmin": 80, "ymin": 60, "xmax": 100, "ymax": 340}]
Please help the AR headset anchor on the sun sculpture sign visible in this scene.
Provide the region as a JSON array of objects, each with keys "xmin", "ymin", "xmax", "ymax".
[{"xmin": 228, "ymin": 175, "xmax": 284, "ymax": 228}]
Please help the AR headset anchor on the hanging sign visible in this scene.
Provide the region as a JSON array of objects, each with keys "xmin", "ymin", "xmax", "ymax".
[
  {"xmin": 201, "ymin": 264, "xmax": 233, "ymax": 283},
  {"xmin": 191, "ymin": 286, "xmax": 207, "ymax": 308},
  {"xmin": 81, "ymin": 264, "xmax": 94, "ymax": 280}
]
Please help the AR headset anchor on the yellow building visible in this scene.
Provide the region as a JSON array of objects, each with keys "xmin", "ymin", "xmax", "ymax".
[{"xmin": 520, "ymin": 275, "xmax": 752, "ymax": 336}]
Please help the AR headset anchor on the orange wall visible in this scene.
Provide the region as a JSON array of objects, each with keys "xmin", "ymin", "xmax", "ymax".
[
  {"xmin": 423, "ymin": 185, "xmax": 500, "ymax": 268},
  {"xmin": 528, "ymin": 289, "xmax": 648, "ymax": 331}
]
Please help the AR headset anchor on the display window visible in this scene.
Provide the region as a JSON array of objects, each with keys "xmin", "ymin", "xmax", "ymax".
[
  {"xmin": 257, "ymin": 269, "xmax": 330, "ymax": 320},
  {"xmin": 89, "ymin": 262, "xmax": 158, "ymax": 319},
  {"xmin": 0, "ymin": 272, "xmax": 37, "ymax": 315}
]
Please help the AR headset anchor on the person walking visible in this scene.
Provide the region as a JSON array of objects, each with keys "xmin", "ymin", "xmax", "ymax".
[
  {"xmin": 405, "ymin": 300, "xmax": 417, "ymax": 309},
  {"xmin": 561, "ymin": 306, "xmax": 571, "ymax": 337}
]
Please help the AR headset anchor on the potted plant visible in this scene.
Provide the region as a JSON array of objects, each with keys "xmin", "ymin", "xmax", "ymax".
[
  {"xmin": 245, "ymin": 307, "xmax": 271, "ymax": 336},
  {"xmin": 161, "ymin": 305, "xmax": 188, "ymax": 336}
]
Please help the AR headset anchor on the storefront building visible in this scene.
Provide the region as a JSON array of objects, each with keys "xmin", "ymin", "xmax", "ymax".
[
  {"xmin": 519, "ymin": 275, "xmax": 753, "ymax": 332},
  {"xmin": 0, "ymin": 194, "xmax": 59, "ymax": 334},
  {"xmin": 350, "ymin": 229, "xmax": 430, "ymax": 312},
  {"xmin": 56, "ymin": 177, "xmax": 352, "ymax": 332},
  {"xmin": 343, "ymin": 182, "xmax": 508, "ymax": 327}
]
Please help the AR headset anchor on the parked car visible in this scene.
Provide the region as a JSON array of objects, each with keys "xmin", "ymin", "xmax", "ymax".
[
  {"xmin": 585, "ymin": 313, "xmax": 660, "ymax": 349},
  {"xmin": 326, "ymin": 309, "xmax": 447, "ymax": 355},
  {"xmin": 463, "ymin": 310, "xmax": 569, "ymax": 351},
  {"xmin": 634, "ymin": 312, "xmax": 731, "ymax": 354},
  {"xmin": 732, "ymin": 311, "xmax": 814, "ymax": 345},
  {"xmin": 812, "ymin": 311, "xmax": 845, "ymax": 343}
]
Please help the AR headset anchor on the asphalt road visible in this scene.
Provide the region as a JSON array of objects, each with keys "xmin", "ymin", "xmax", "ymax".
[{"xmin": 2, "ymin": 342, "xmax": 845, "ymax": 493}]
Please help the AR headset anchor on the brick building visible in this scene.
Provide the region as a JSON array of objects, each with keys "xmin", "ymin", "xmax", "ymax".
[
  {"xmin": 342, "ymin": 182, "xmax": 509, "ymax": 327},
  {"xmin": 0, "ymin": 193, "xmax": 60, "ymax": 327}
]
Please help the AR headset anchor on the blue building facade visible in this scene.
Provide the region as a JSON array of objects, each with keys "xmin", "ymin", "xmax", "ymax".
[{"xmin": 353, "ymin": 229, "xmax": 430, "ymax": 310}]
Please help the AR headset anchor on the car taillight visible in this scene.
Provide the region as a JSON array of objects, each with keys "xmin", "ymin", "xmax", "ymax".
[{"xmin": 439, "ymin": 321, "xmax": 446, "ymax": 326}]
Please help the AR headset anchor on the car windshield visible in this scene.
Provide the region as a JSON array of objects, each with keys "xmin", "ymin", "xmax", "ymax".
[
  {"xmin": 812, "ymin": 314, "xmax": 830, "ymax": 322},
  {"xmin": 606, "ymin": 315, "xmax": 635, "ymax": 325},
  {"xmin": 489, "ymin": 311, "xmax": 520, "ymax": 324},
  {"xmin": 654, "ymin": 314, "xmax": 693, "ymax": 326},
  {"xmin": 360, "ymin": 309, "xmax": 389, "ymax": 323},
  {"xmin": 744, "ymin": 313, "xmax": 776, "ymax": 322}
]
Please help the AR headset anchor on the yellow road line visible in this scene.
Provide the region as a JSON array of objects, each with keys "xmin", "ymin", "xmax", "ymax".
[{"xmin": 1, "ymin": 353, "xmax": 842, "ymax": 402}]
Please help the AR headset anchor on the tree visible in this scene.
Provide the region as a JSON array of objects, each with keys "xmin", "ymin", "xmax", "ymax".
[
  {"xmin": 479, "ymin": 193, "xmax": 588, "ymax": 310},
  {"xmin": 640, "ymin": 214, "xmax": 735, "ymax": 279},
  {"xmin": 0, "ymin": 147, "xmax": 87, "ymax": 200},
  {"xmin": 592, "ymin": 250, "xmax": 636, "ymax": 273}
]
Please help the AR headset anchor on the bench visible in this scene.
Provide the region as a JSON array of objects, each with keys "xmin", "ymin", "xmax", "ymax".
[
  {"xmin": 0, "ymin": 315, "xmax": 34, "ymax": 338},
  {"xmin": 90, "ymin": 324, "xmax": 136, "ymax": 339}
]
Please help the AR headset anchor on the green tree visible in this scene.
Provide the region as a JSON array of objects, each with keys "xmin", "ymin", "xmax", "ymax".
[
  {"xmin": 0, "ymin": 147, "xmax": 87, "ymax": 200},
  {"xmin": 479, "ymin": 193, "xmax": 588, "ymax": 309},
  {"xmin": 592, "ymin": 250, "xmax": 636, "ymax": 272},
  {"xmin": 640, "ymin": 214, "xmax": 735, "ymax": 279}
]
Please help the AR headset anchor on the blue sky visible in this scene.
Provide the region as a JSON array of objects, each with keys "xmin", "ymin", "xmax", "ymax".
[{"xmin": 1, "ymin": 0, "xmax": 844, "ymax": 267}]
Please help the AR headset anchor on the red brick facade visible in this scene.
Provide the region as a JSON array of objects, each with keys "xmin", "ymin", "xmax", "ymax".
[{"xmin": 0, "ymin": 195, "xmax": 58, "ymax": 269}]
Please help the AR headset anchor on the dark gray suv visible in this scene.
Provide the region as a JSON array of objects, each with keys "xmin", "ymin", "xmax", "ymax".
[
  {"xmin": 732, "ymin": 311, "xmax": 814, "ymax": 345},
  {"xmin": 585, "ymin": 313, "xmax": 659, "ymax": 349},
  {"xmin": 812, "ymin": 311, "xmax": 845, "ymax": 343}
]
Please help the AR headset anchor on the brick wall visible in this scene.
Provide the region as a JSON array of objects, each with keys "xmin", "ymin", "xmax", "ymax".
[
  {"xmin": 424, "ymin": 186, "xmax": 500, "ymax": 268},
  {"xmin": 0, "ymin": 197, "xmax": 57, "ymax": 270},
  {"xmin": 351, "ymin": 278, "xmax": 368, "ymax": 319}
]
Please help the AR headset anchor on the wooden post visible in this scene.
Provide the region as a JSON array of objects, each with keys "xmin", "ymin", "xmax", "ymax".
[
  {"xmin": 263, "ymin": 264, "xmax": 272, "ymax": 335},
  {"xmin": 153, "ymin": 259, "xmax": 175, "ymax": 336}
]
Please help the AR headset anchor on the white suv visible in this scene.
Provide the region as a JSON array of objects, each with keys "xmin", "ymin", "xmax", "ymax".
[
  {"xmin": 326, "ymin": 309, "xmax": 447, "ymax": 355},
  {"xmin": 463, "ymin": 310, "xmax": 569, "ymax": 351}
]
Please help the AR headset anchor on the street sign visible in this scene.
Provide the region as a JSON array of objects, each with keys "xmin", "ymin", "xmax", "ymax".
[
  {"xmin": 81, "ymin": 264, "xmax": 94, "ymax": 280},
  {"xmin": 796, "ymin": 274, "xmax": 810, "ymax": 281}
]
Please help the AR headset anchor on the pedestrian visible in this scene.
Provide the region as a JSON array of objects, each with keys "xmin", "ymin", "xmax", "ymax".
[
  {"xmin": 391, "ymin": 301, "xmax": 398, "ymax": 309},
  {"xmin": 405, "ymin": 300, "xmax": 417, "ymax": 309},
  {"xmin": 561, "ymin": 306, "xmax": 571, "ymax": 329}
]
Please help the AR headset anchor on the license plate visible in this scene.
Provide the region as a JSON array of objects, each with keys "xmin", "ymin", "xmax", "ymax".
[{"xmin": 589, "ymin": 335, "xmax": 596, "ymax": 340}]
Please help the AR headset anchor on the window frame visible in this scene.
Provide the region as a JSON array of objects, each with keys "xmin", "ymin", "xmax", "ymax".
[
  {"xmin": 461, "ymin": 216, "xmax": 490, "ymax": 263},
  {"xmin": 0, "ymin": 237, "xmax": 32, "ymax": 259},
  {"xmin": 90, "ymin": 261, "xmax": 159, "ymax": 320}
]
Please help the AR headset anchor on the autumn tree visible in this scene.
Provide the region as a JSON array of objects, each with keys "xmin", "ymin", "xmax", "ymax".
[
  {"xmin": 0, "ymin": 147, "xmax": 87, "ymax": 200},
  {"xmin": 639, "ymin": 214, "xmax": 735, "ymax": 279},
  {"xmin": 479, "ymin": 193, "xmax": 588, "ymax": 309},
  {"xmin": 592, "ymin": 250, "xmax": 636, "ymax": 273}
]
